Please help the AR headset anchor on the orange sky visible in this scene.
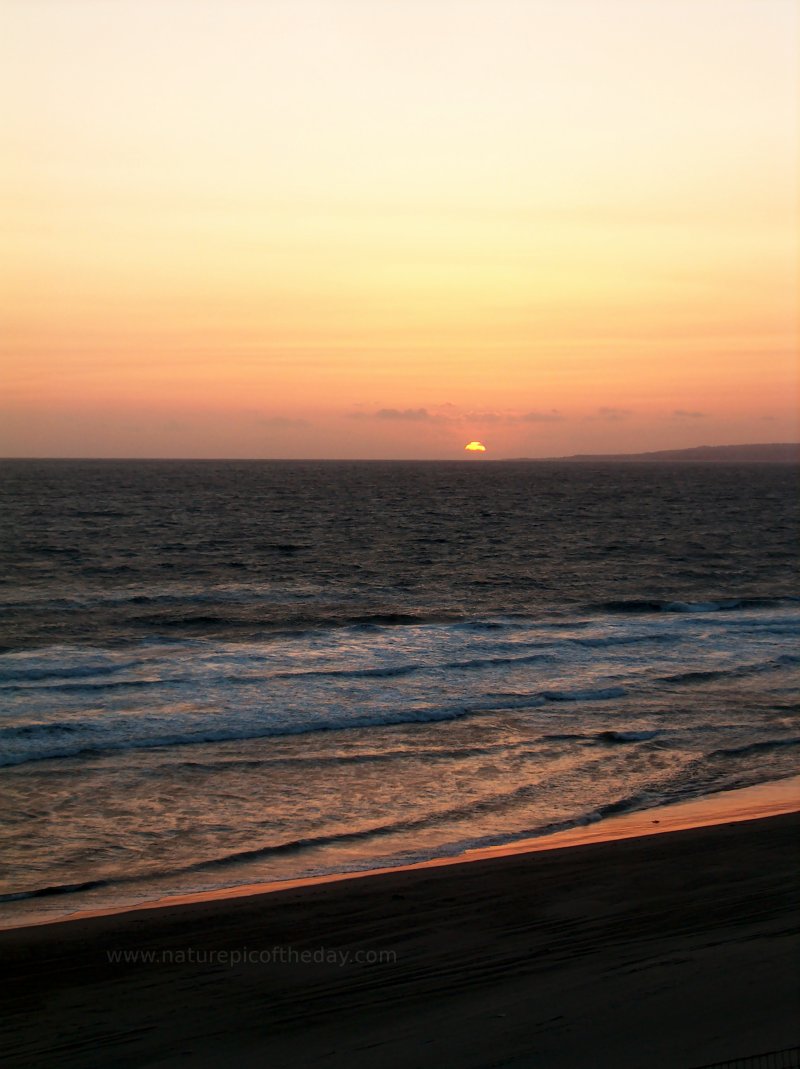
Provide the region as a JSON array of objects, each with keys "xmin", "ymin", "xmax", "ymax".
[{"xmin": 1, "ymin": 0, "xmax": 797, "ymax": 458}]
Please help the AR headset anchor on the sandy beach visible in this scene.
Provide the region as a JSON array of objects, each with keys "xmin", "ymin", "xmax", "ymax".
[{"xmin": 2, "ymin": 782, "xmax": 798, "ymax": 1069}]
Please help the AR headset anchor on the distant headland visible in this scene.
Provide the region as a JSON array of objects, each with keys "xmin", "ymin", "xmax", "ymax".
[{"xmin": 510, "ymin": 443, "xmax": 800, "ymax": 463}]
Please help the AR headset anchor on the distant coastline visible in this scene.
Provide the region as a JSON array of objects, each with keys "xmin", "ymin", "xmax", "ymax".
[{"xmin": 509, "ymin": 443, "xmax": 800, "ymax": 463}]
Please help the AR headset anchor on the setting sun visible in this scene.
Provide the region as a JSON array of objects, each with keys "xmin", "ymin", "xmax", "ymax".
[{"xmin": 465, "ymin": 441, "xmax": 487, "ymax": 453}]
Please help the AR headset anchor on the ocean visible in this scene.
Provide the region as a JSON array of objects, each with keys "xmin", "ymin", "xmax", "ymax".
[{"xmin": 0, "ymin": 459, "xmax": 798, "ymax": 925}]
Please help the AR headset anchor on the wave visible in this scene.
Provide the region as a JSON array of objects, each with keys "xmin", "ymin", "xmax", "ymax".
[
  {"xmin": 707, "ymin": 736, "xmax": 800, "ymax": 760},
  {"xmin": 0, "ymin": 604, "xmax": 462, "ymax": 637},
  {"xmin": 572, "ymin": 633, "xmax": 680, "ymax": 648},
  {"xmin": 0, "ymin": 684, "xmax": 632, "ymax": 767},
  {"xmin": 541, "ymin": 687, "xmax": 627, "ymax": 702},
  {"xmin": 595, "ymin": 597, "xmax": 799, "ymax": 615},
  {"xmin": 0, "ymin": 656, "xmax": 144, "ymax": 684},
  {"xmin": 177, "ymin": 739, "xmax": 544, "ymax": 773},
  {"xmin": 273, "ymin": 649, "xmax": 552, "ymax": 682},
  {"xmin": 597, "ymin": 729, "xmax": 661, "ymax": 743},
  {"xmin": 658, "ymin": 655, "xmax": 800, "ymax": 687},
  {"xmin": 3, "ymin": 678, "xmax": 164, "ymax": 695},
  {"xmin": 0, "ymin": 879, "xmax": 108, "ymax": 904},
  {"xmin": 3, "ymin": 722, "xmax": 79, "ymax": 737},
  {"xmin": 542, "ymin": 728, "xmax": 660, "ymax": 745},
  {"xmin": 0, "ymin": 651, "xmax": 555, "ymax": 696},
  {"xmin": 126, "ymin": 610, "xmax": 455, "ymax": 634},
  {"xmin": 0, "ymin": 706, "xmax": 490, "ymax": 768},
  {"xmin": 178, "ymin": 786, "xmax": 546, "ymax": 872},
  {"xmin": 1, "ymin": 629, "xmax": 637, "ymax": 693}
]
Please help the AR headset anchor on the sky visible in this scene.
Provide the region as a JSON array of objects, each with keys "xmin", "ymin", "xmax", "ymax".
[{"xmin": 1, "ymin": 0, "xmax": 798, "ymax": 459}]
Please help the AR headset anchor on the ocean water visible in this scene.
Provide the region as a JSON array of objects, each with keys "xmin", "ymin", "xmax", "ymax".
[{"xmin": 0, "ymin": 459, "xmax": 798, "ymax": 925}]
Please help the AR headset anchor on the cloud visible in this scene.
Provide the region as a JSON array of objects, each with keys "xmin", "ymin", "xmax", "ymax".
[
  {"xmin": 349, "ymin": 404, "xmax": 567, "ymax": 426},
  {"xmin": 256, "ymin": 415, "xmax": 309, "ymax": 428},
  {"xmin": 375, "ymin": 407, "xmax": 433, "ymax": 421},
  {"xmin": 594, "ymin": 407, "xmax": 633, "ymax": 421},
  {"xmin": 672, "ymin": 409, "xmax": 706, "ymax": 419},
  {"xmin": 349, "ymin": 407, "xmax": 446, "ymax": 422},
  {"xmin": 521, "ymin": 409, "xmax": 564, "ymax": 423},
  {"xmin": 462, "ymin": 408, "xmax": 565, "ymax": 424}
]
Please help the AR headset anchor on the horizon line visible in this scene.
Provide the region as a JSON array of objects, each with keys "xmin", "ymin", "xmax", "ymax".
[{"xmin": 1, "ymin": 443, "xmax": 798, "ymax": 464}]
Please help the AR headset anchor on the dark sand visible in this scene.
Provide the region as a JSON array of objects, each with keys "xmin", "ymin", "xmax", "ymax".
[{"xmin": 2, "ymin": 809, "xmax": 799, "ymax": 1069}]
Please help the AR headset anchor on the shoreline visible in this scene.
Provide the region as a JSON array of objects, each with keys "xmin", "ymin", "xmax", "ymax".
[
  {"xmin": 3, "ymin": 774, "xmax": 798, "ymax": 933},
  {"xmin": 2, "ymin": 803, "xmax": 798, "ymax": 1067}
]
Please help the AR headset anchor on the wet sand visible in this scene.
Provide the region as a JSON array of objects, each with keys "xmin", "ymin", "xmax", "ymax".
[{"xmin": 1, "ymin": 790, "xmax": 798, "ymax": 1068}]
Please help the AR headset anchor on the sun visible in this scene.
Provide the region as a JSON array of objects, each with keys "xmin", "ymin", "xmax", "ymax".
[{"xmin": 464, "ymin": 441, "xmax": 487, "ymax": 453}]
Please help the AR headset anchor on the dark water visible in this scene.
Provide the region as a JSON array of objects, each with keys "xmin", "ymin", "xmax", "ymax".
[{"xmin": 0, "ymin": 460, "xmax": 798, "ymax": 923}]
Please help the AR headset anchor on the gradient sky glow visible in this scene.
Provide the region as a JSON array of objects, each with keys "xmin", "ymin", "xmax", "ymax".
[{"xmin": 2, "ymin": 0, "xmax": 798, "ymax": 458}]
